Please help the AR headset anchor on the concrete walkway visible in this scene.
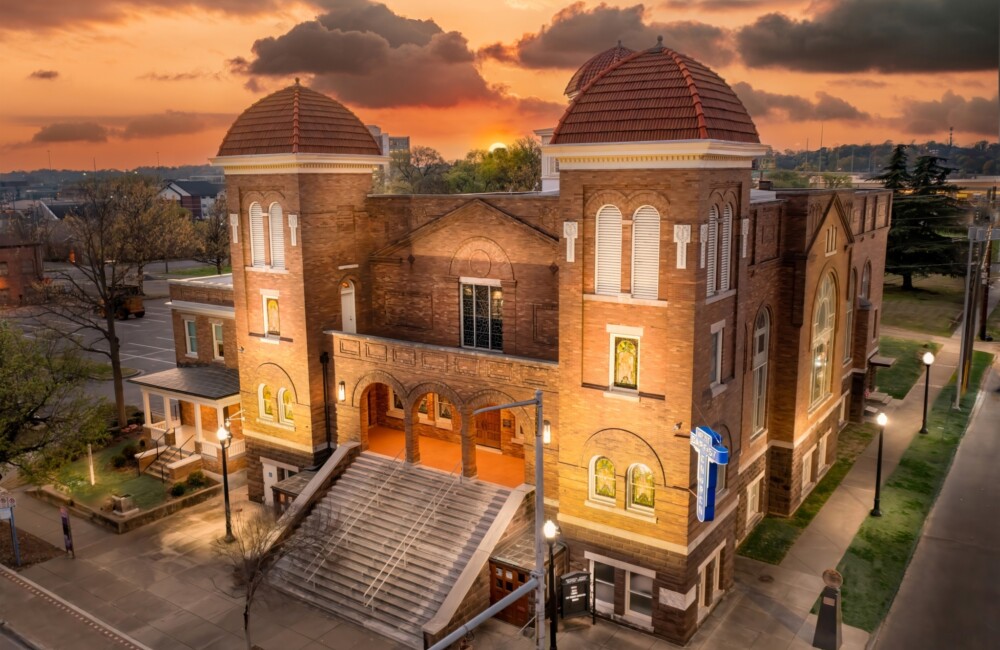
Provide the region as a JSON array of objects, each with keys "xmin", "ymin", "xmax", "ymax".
[{"xmin": 875, "ymin": 354, "xmax": 1000, "ymax": 649}]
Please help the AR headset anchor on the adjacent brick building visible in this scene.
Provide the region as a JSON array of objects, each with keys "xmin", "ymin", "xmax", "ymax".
[{"xmin": 207, "ymin": 45, "xmax": 890, "ymax": 645}]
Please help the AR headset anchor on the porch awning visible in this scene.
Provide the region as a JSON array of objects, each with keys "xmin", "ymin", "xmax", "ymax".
[{"xmin": 129, "ymin": 365, "xmax": 240, "ymax": 400}]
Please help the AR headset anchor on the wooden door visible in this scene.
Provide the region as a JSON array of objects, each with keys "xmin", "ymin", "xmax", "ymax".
[
  {"xmin": 475, "ymin": 410, "xmax": 502, "ymax": 448},
  {"xmin": 489, "ymin": 561, "xmax": 530, "ymax": 626}
]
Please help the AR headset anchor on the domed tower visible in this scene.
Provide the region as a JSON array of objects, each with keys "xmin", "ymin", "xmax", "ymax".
[
  {"xmin": 211, "ymin": 82, "xmax": 386, "ymax": 503},
  {"xmin": 548, "ymin": 40, "xmax": 766, "ymax": 643}
]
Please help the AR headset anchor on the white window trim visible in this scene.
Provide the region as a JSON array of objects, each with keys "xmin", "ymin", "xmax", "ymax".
[
  {"xmin": 268, "ymin": 202, "xmax": 285, "ymax": 270},
  {"xmin": 590, "ymin": 559, "xmax": 616, "ymax": 615},
  {"xmin": 745, "ymin": 472, "xmax": 765, "ymax": 527},
  {"xmin": 626, "ymin": 463, "xmax": 655, "ymax": 515},
  {"xmin": 258, "ymin": 384, "xmax": 274, "ymax": 422},
  {"xmin": 751, "ymin": 311, "xmax": 770, "ymax": 436},
  {"xmin": 595, "ymin": 205, "xmax": 623, "ymax": 296},
  {"xmin": 460, "ymin": 282, "xmax": 503, "ymax": 352},
  {"xmin": 625, "ymin": 571, "xmax": 654, "ymax": 625},
  {"xmin": 818, "ymin": 433, "xmax": 830, "ymax": 472},
  {"xmin": 802, "ymin": 444, "xmax": 818, "ymax": 492},
  {"xmin": 589, "ymin": 455, "xmax": 617, "ymax": 506},
  {"xmin": 211, "ymin": 321, "xmax": 224, "ymax": 361},
  {"xmin": 459, "ymin": 276, "xmax": 501, "ymax": 287},
  {"xmin": 630, "ymin": 205, "xmax": 660, "ymax": 301},
  {"xmin": 183, "ymin": 317, "xmax": 198, "ymax": 358},
  {"xmin": 261, "ymin": 289, "xmax": 280, "ymax": 340},
  {"xmin": 386, "ymin": 388, "xmax": 404, "ymax": 418},
  {"xmin": 435, "ymin": 396, "xmax": 453, "ymax": 430},
  {"xmin": 416, "ymin": 395, "xmax": 433, "ymax": 424},
  {"xmin": 710, "ymin": 319, "xmax": 725, "ymax": 389}
]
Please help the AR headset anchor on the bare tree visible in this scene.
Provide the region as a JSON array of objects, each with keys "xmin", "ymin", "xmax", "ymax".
[
  {"xmin": 193, "ymin": 193, "xmax": 230, "ymax": 274},
  {"xmin": 215, "ymin": 507, "xmax": 336, "ymax": 650},
  {"xmin": 118, "ymin": 180, "xmax": 194, "ymax": 292}
]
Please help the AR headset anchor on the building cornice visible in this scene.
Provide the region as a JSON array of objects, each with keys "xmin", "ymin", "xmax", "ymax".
[
  {"xmin": 543, "ymin": 139, "xmax": 769, "ymax": 170},
  {"xmin": 209, "ymin": 152, "xmax": 389, "ymax": 175}
]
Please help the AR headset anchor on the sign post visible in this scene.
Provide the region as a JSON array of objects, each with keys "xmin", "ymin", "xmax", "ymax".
[
  {"xmin": 0, "ymin": 495, "xmax": 19, "ymax": 567},
  {"xmin": 690, "ymin": 426, "xmax": 729, "ymax": 522},
  {"xmin": 560, "ymin": 571, "xmax": 591, "ymax": 620},
  {"xmin": 60, "ymin": 506, "xmax": 75, "ymax": 559}
]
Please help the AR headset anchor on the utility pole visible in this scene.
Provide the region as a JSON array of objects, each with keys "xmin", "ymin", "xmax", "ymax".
[{"xmin": 956, "ymin": 224, "xmax": 1000, "ymax": 407}]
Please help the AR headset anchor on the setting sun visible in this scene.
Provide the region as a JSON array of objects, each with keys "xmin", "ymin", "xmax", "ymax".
[{"xmin": 488, "ymin": 142, "xmax": 507, "ymax": 152}]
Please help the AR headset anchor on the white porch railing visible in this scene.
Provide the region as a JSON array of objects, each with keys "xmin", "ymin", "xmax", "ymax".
[{"xmin": 201, "ymin": 438, "xmax": 245, "ymax": 459}]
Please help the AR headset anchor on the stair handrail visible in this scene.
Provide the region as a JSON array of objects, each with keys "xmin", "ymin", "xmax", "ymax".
[
  {"xmin": 302, "ymin": 448, "xmax": 405, "ymax": 583},
  {"xmin": 176, "ymin": 433, "xmax": 196, "ymax": 458},
  {"xmin": 363, "ymin": 461, "xmax": 462, "ymax": 609}
]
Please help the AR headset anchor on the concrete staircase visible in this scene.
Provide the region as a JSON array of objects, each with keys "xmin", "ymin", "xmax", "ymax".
[
  {"xmin": 270, "ymin": 453, "xmax": 511, "ymax": 648},
  {"xmin": 144, "ymin": 447, "xmax": 184, "ymax": 481}
]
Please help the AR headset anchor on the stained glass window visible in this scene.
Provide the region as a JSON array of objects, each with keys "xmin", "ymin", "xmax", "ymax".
[
  {"xmin": 811, "ymin": 274, "xmax": 836, "ymax": 404},
  {"xmin": 461, "ymin": 283, "xmax": 502, "ymax": 351},
  {"xmin": 613, "ymin": 337, "xmax": 638, "ymax": 390},
  {"xmin": 592, "ymin": 456, "xmax": 616, "ymax": 501},
  {"xmin": 265, "ymin": 297, "xmax": 280, "ymax": 336},
  {"xmin": 628, "ymin": 464, "xmax": 655, "ymax": 510},
  {"xmin": 260, "ymin": 385, "xmax": 274, "ymax": 419},
  {"xmin": 281, "ymin": 389, "xmax": 293, "ymax": 422}
]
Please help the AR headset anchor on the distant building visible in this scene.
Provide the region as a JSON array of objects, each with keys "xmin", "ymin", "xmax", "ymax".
[
  {"xmin": 367, "ymin": 124, "xmax": 410, "ymax": 155},
  {"xmin": 0, "ymin": 221, "xmax": 43, "ymax": 306},
  {"xmin": 159, "ymin": 179, "xmax": 224, "ymax": 219}
]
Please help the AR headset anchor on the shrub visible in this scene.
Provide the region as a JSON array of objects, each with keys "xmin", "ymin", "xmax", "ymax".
[
  {"xmin": 186, "ymin": 471, "xmax": 210, "ymax": 489},
  {"xmin": 169, "ymin": 483, "xmax": 186, "ymax": 497},
  {"xmin": 121, "ymin": 443, "xmax": 139, "ymax": 461},
  {"xmin": 111, "ymin": 454, "xmax": 128, "ymax": 469}
]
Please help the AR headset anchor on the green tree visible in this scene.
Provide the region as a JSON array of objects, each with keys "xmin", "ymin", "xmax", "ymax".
[
  {"xmin": 388, "ymin": 146, "xmax": 450, "ymax": 194},
  {"xmin": 0, "ymin": 323, "xmax": 108, "ymax": 483},
  {"xmin": 193, "ymin": 194, "xmax": 231, "ymax": 274},
  {"xmin": 766, "ymin": 170, "xmax": 809, "ymax": 188},
  {"xmin": 876, "ymin": 148, "xmax": 966, "ymax": 291}
]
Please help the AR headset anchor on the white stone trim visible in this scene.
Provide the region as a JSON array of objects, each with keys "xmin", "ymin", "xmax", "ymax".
[
  {"xmin": 210, "ymin": 152, "xmax": 389, "ymax": 175},
  {"xmin": 459, "ymin": 276, "xmax": 501, "ymax": 287},
  {"xmin": 338, "ymin": 263, "xmax": 359, "ymax": 270},
  {"xmin": 605, "ymin": 323, "xmax": 644, "ymax": 337},
  {"xmin": 167, "ymin": 300, "xmax": 235, "ymax": 319},
  {"xmin": 659, "ymin": 585, "xmax": 698, "ymax": 611},
  {"xmin": 242, "ymin": 429, "xmax": 328, "ymax": 453},
  {"xmin": 584, "ymin": 551, "xmax": 656, "ymax": 578},
  {"xmin": 673, "ymin": 224, "xmax": 691, "ymax": 269},
  {"xmin": 544, "ymin": 140, "xmax": 768, "ymax": 170},
  {"xmin": 584, "ymin": 293, "xmax": 667, "ymax": 308}
]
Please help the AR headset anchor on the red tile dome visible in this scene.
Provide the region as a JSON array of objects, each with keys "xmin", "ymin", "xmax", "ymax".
[
  {"xmin": 551, "ymin": 40, "xmax": 759, "ymax": 145},
  {"xmin": 564, "ymin": 41, "xmax": 635, "ymax": 99},
  {"xmin": 217, "ymin": 82, "xmax": 381, "ymax": 157}
]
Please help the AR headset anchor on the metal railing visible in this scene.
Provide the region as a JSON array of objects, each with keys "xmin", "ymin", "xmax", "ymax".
[
  {"xmin": 303, "ymin": 448, "xmax": 405, "ymax": 583},
  {"xmin": 363, "ymin": 460, "xmax": 462, "ymax": 609}
]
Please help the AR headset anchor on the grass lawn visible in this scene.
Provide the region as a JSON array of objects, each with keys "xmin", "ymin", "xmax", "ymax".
[
  {"xmin": 837, "ymin": 350, "xmax": 994, "ymax": 632},
  {"xmin": 170, "ymin": 265, "xmax": 231, "ymax": 277},
  {"xmin": 738, "ymin": 422, "xmax": 877, "ymax": 564},
  {"xmin": 57, "ymin": 439, "xmax": 168, "ymax": 511},
  {"xmin": 875, "ymin": 337, "xmax": 942, "ymax": 399},
  {"xmin": 89, "ymin": 364, "xmax": 141, "ymax": 380},
  {"xmin": 881, "ymin": 274, "xmax": 965, "ymax": 337}
]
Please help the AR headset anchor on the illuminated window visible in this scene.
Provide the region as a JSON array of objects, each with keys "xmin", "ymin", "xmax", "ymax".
[
  {"xmin": 612, "ymin": 336, "xmax": 639, "ymax": 390},
  {"xmin": 751, "ymin": 310, "xmax": 770, "ymax": 435},
  {"xmin": 811, "ymin": 274, "xmax": 836, "ymax": 405},
  {"xmin": 278, "ymin": 388, "xmax": 293, "ymax": 424},
  {"xmin": 184, "ymin": 319, "xmax": 197, "ymax": 356},
  {"xmin": 461, "ymin": 283, "xmax": 502, "ymax": 351},
  {"xmin": 627, "ymin": 463, "xmax": 655, "ymax": 511},
  {"xmin": 263, "ymin": 295, "xmax": 280, "ymax": 338},
  {"xmin": 212, "ymin": 323, "xmax": 224, "ymax": 360},
  {"xmin": 258, "ymin": 384, "xmax": 274, "ymax": 420},
  {"xmin": 591, "ymin": 456, "xmax": 616, "ymax": 503}
]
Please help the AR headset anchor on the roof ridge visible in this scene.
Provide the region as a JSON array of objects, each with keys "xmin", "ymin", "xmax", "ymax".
[
  {"xmin": 665, "ymin": 49, "xmax": 708, "ymax": 139},
  {"xmin": 291, "ymin": 79, "xmax": 301, "ymax": 154}
]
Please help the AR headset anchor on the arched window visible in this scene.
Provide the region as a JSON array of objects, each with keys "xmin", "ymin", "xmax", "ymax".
[
  {"xmin": 249, "ymin": 202, "xmax": 265, "ymax": 267},
  {"xmin": 811, "ymin": 274, "xmax": 836, "ymax": 405},
  {"xmin": 860, "ymin": 261, "xmax": 871, "ymax": 301},
  {"xmin": 258, "ymin": 384, "xmax": 274, "ymax": 420},
  {"xmin": 719, "ymin": 204, "xmax": 733, "ymax": 292},
  {"xmin": 595, "ymin": 205, "xmax": 622, "ymax": 295},
  {"xmin": 590, "ymin": 456, "xmax": 616, "ymax": 503},
  {"xmin": 340, "ymin": 280, "xmax": 356, "ymax": 333},
  {"xmin": 631, "ymin": 206, "xmax": 660, "ymax": 300},
  {"xmin": 751, "ymin": 309, "xmax": 770, "ymax": 435},
  {"xmin": 627, "ymin": 463, "xmax": 655, "ymax": 511},
  {"xmin": 278, "ymin": 388, "xmax": 293, "ymax": 424},
  {"xmin": 268, "ymin": 203, "xmax": 284, "ymax": 270},
  {"xmin": 706, "ymin": 206, "xmax": 719, "ymax": 296},
  {"xmin": 844, "ymin": 269, "xmax": 857, "ymax": 361}
]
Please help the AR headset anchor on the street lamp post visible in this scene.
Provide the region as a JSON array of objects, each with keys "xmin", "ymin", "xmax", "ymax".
[
  {"xmin": 919, "ymin": 352, "xmax": 935, "ymax": 434},
  {"xmin": 216, "ymin": 423, "xmax": 235, "ymax": 543},
  {"xmin": 543, "ymin": 520, "xmax": 559, "ymax": 650},
  {"xmin": 871, "ymin": 412, "xmax": 888, "ymax": 517}
]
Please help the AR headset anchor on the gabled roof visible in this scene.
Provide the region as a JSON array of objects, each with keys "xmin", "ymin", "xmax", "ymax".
[
  {"xmin": 165, "ymin": 180, "xmax": 223, "ymax": 197},
  {"xmin": 129, "ymin": 365, "xmax": 239, "ymax": 400},
  {"xmin": 371, "ymin": 199, "xmax": 557, "ymax": 259}
]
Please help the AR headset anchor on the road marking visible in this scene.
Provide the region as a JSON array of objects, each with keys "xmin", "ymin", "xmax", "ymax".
[{"xmin": 122, "ymin": 342, "xmax": 172, "ymax": 352}]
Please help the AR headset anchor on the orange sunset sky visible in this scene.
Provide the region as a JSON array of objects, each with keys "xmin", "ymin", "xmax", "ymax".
[{"xmin": 0, "ymin": 0, "xmax": 996, "ymax": 172}]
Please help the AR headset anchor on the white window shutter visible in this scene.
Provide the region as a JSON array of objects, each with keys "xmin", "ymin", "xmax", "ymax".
[
  {"xmin": 706, "ymin": 207, "xmax": 718, "ymax": 296},
  {"xmin": 269, "ymin": 204, "xmax": 285, "ymax": 270},
  {"xmin": 595, "ymin": 205, "xmax": 622, "ymax": 295},
  {"xmin": 631, "ymin": 206, "xmax": 660, "ymax": 300},
  {"xmin": 720, "ymin": 205, "xmax": 733, "ymax": 292},
  {"xmin": 249, "ymin": 203, "xmax": 265, "ymax": 267}
]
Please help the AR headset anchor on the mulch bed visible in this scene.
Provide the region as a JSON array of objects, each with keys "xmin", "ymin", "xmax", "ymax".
[{"xmin": 0, "ymin": 526, "xmax": 65, "ymax": 569}]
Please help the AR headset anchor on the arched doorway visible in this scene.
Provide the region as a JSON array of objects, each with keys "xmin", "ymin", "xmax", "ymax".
[
  {"xmin": 340, "ymin": 280, "xmax": 356, "ymax": 333},
  {"xmin": 360, "ymin": 382, "xmax": 405, "ymax": 457}
]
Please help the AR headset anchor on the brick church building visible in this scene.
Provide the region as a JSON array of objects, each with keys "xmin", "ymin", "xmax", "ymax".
[{"xmin": 201, "ymin": 41, "xmax": 890, "ymax": 646}]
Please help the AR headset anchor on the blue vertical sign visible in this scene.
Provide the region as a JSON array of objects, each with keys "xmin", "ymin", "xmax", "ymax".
[{"xmin": 690, "ymin": 426, "xmax": 729, "ymax": 522}]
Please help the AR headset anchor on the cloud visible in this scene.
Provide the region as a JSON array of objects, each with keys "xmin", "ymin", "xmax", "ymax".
[
  {"xmin": 833, "ymin": 78, "xmax": 888, "ymax": 89},
  {"xmin": 138, "ymin": 70, "xmax": 221, "ymax": 81},
  {"xmin": 238, "ymin": 0, "xmax": 554, "ymax": 112},
  {"xmin": 660, "ymin": 0, "xmax": 770, "ymax": 9},
  {"xmin": 479, "ymin": 2, "xmax": 735, "ymax": 68},
  {"xmin": 28, "ymin": 69, "xmax": 59, "ymax": 80},
  {"xmin": 31, "ymin": 122, "xmax": 110, "ymax": 143},
  {"xmin": 898, "ymin": 91, "xmax": 999, "ymax": 136},
  {"xmin": 732, "ymin": 82, "xmax": 870, "ymax": 121},
  {"xmin": 120, "ymin": 110, "xmax": 233, "ymax": 139},
  {"xmin": 0, "ymin": 0, "xmax": 289, "ymax": 31},
  {"xmin": 737, "ymin": 0, "xmax": 999, "ymax": 73}
]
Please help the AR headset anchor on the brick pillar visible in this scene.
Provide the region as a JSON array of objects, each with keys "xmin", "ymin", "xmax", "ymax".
[
  {"xmin": 460, "ymin": 409, "xmax": 477, "ymax": 478},
  {"xmin": 405, "ymin": 410, "xmax": 420, "ymax": 464}
]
